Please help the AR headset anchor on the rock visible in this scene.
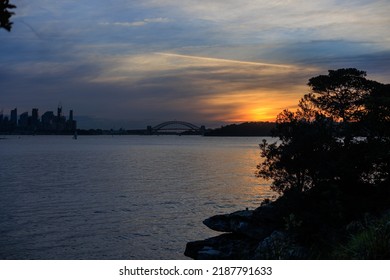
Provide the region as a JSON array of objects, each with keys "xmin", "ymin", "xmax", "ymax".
[
  {"xmin": 198, "ymin": 246, "xmax": 222, "ymax": 258},
  {"xmin": 185, "ymin": 197, "xmax": 307, "ymax": 259},
  {"xmin": 203, "ymin": 210, "xmax": 252, "ymax": 232},
  {"xmin": 184, "ymin": 233, "xmax": 259, "ymax": 260},
  {"xmin": 203, "ymin": 209, "xmax": 276, "ymax": 240}
]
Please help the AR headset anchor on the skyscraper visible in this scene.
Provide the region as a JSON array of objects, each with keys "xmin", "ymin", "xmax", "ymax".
[
  {"xmin": 10, "ymin": 108, "xmax": 17, "ymax": 127},
  {"xmin": 67, "ymin": 109, "xmax": 76, "ymax": 131},
  {"xmin": 41, "ymin": 111, "xmax": 55, "ymax": 130},
  {"xmin": 18, "ymin": 112, "xmax": 29, "ymax": 128},
  {"xmin": 31, "ymin": 108, "xmax": 39, "ymax": 130},
  {"xmin": 57, "ymin": 105, "xmax": 62, "ymax": 118}
]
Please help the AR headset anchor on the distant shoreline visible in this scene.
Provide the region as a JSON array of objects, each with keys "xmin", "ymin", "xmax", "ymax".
[{"xmin": 0, "ymin": 121, "xmax": 276, "ymax": 137}]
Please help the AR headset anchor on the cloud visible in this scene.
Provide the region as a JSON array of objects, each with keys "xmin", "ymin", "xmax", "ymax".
[
  {"xmin": 79, "ymin": 51, "xmax": 318, "ymax": 123},
  {"xmin": 155, "ymin": 53, "xmax": 295, "ymax": 68},
  {"xmin": 5, "ymin": 41, "xmax": 389, "ymax": 127},
  {"xmin": 2, "ymin": 0, "xmax": 389, "ymax": 128},
  {"xmin": 142, "ymin": 0, "xmax": 390, "ymax": 44},
  {"xmin": 101, "ymin": 17, "xmax": 171, "ymax": 27},
  {"xmin": 0, "ymin": 48, "xmax": 317, "ymax": 126}
]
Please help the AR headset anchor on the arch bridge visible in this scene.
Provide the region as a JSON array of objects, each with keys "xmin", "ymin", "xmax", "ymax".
[{"xmin": 147, "ymin": 121, "xmax": 205, "ymax": 135}]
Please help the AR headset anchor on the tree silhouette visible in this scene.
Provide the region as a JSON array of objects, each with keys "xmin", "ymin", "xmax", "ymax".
[
  {"xmin": 306, "ymin": 68, "xmax": 375, "ymax": 122},
  {"xmin": 258, "ymin": 68, "xmax": 389, "ymax": 195},
  {"xmin": 0, "ymin": 0, "xmax": 16, "ymax": 31},
  {"xmin": 256, "ymin": 69, "xmax": 390, "ymax": 257}
]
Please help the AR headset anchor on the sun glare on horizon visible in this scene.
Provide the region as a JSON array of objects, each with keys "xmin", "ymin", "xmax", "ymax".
[{"xmin": 199, "ymin": 87, "xmax": 305, "ymax": 124}]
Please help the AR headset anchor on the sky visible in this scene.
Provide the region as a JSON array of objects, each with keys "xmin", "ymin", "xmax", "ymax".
[{"xmin": 1, "ymin": 0, "xmax": 389, "ymax": 129}]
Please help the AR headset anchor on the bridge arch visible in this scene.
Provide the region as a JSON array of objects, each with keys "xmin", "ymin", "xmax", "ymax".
[
  {"xmin": 153, "ymin": 121, "xmax": 200, "ymax": 131},
  {"xmin": 147, "ymin": 121, "xmax": 205, "ymax": 134}
]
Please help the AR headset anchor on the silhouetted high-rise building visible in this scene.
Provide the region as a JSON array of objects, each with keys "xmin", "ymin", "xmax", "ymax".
[
  {"xmin": 10, "ymin": 108, "xmax": 17, "ymax": 127},
  {"xmin": 0, "ymin": 110, "xmax": 3, "ymax": 131},
  {"xmin": 32, "ymin": 108, "xmax": 39, "ymax": 120},
  {"xmin": 31, "ymin": 108, "xmax": 39, "ymax": 130},
  {"xmin": 66, "ymin": 109, "xmax": 76, "ymax": 131},
  {"xmin": 54, "ymin": 104, "xmax": 66, "ymax": 131},
  {"xmin": 42, "ymin": 111, "xmax": 55, "ymax": 130},
  {"xmin": 18, "ymin": 112, "xmax": 29, "ymax": 128},
  {"xmin": 57, "ymin": 105, "xmax": 62, "ymax": 118}
]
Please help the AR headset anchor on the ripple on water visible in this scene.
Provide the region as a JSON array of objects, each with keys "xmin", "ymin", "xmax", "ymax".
[{"xmin": 0, "ymin": 135, "xmax": 273, "ymax": 259}]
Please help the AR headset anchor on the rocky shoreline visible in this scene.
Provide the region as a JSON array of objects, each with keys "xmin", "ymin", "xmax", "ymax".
[
  {"xmin": 185, "ymin": 197, "xmax": 308, "ymax": 259},
  {"xmin": 185, "ymin": 193, "xmax": 390, "ymax": 260}
]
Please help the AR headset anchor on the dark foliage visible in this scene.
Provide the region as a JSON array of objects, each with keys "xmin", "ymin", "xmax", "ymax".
[
  {"xmin": 257, "ymin": 68, "xmax": 390, "ymax": 258},
  {"xmin": 0, "ymin": 0, "xmax": 16, "ymax": 31},
  {"xmin": 306, "ymin": 68, "xmax": 375, "ymax": 122}
]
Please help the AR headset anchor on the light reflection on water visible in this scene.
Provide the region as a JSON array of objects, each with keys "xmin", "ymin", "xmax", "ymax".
[{"xmin": 0, "ymin": 135, "xmax": 275, "ymax": 259}]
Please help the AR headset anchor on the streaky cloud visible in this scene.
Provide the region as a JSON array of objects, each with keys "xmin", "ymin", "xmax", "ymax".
[
  {"xmin": 101, "ymin": 18, "xmax": 171, "ymax": 27},
  {"xmin": 155, "ymin": 52, "xmax": 295, "ymax": 69}
]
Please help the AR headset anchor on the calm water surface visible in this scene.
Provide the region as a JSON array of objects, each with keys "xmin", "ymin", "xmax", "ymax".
[{"xmin": 0, "ymin": 135, "xmax": 274, "ymax": 259}]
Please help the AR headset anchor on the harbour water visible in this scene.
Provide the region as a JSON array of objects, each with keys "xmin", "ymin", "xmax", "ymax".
[{"xmin": 0, "ymin": 135, "xmax": 274, "ymax": 259}]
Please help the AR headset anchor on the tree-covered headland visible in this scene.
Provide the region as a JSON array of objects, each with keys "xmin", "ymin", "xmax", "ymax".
[
  {"xmin": 257, "ymin": 68, "xmax": 390, "ymax": 258},
  {"xmin": 204, "ymin": 122, "xmax": 275, "ymax": 136},
  {"xmin": 185, "ymin": 68, "xmax": 390, "ymax": 259}
]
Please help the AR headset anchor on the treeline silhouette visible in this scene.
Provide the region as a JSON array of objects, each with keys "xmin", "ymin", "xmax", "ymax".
[{"xmin": 205, "ymin": 122, "xmax": 275, "ymax": 136}]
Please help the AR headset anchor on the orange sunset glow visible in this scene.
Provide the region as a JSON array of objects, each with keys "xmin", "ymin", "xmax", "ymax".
[
  {"xmin": 88, "ymin": 52, "xmax": 316, "ymax": 125},
  {"xmin": 199, "ymin": 87, "xmax": 306, "ymax": 123}
]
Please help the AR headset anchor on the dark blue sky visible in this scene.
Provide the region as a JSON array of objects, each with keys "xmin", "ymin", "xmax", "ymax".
[{"xmin": 1, "ymin": 0, "xmax": 389, "ymax": 128}]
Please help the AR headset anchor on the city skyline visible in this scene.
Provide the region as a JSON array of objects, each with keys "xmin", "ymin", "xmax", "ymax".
[
  {"xmin": 1, "ymin": 1, "xmax": 389, "ymax": 128},
  {"xmin": 0, "ymin": 105, "xmax": 77, "ymax": 133}
]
